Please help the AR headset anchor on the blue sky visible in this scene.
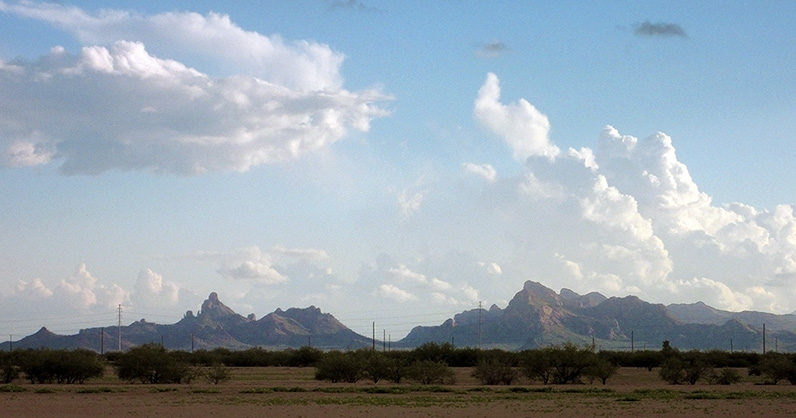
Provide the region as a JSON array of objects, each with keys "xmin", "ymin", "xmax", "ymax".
[{"xmin": 1, "ymin": 1, "xmax": 796, "ymax": 340}]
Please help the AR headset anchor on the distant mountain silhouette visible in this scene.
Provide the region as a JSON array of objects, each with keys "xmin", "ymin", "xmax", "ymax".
[
  {"xmin": 2, "ymin": 293, "xmax": 372, "ymax": 352},
  {"xmin": 399, "ymin": 281, "xmax": 796, "ymax": 351},
  {"xmin": 4, "ymin": 284, "xmax": 796, "ymax": 352}
]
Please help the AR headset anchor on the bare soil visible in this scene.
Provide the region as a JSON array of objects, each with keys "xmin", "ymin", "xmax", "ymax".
[{"xmin": 4, "ymin": 367, "xmax": 796, "ymax": 417}]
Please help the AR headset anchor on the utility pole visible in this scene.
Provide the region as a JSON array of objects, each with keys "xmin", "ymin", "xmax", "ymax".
[
  {"xmin": 763, "ymin": 324, "xmax": 766, "ymax": 354},
  {"xmin": 117, "ymin": 304, "xmax": 122, "ymax": 352},
  {"xmin": 372, "ymin": 321, "xmax": 375, "ymax": 351},
  {"xmin": 478, "ymin": 301, "xmax": 483, "ymax": 350},
  {"xmin": 191, "ymin": 333, "xmax": 195, "ymax": 353}
]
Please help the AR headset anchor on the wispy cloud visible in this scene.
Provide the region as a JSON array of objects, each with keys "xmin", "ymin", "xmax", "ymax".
[
  {"xmin": 476, "ymin": 41, "xmax": 507, "ymax": 58},
  {"xmin": 634, "ymin": 21, "xmax": 688, "ymax": 38},
  {"xmin": 327, "ymin": 0, "xmax": 382, "ymax": 13}
]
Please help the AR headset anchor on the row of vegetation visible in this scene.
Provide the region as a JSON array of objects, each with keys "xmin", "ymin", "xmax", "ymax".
[{"xmin": 2, "ymin": 341, "xmax": 796, "ymax": 386}]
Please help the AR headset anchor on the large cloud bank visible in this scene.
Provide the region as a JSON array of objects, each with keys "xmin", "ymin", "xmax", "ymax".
[
  {"xmin": 466, "ymin": 73, "xmax": 796, "ymax": 313},
  {"xmin": 0, "ymin": 2, "xmax": 389, "ymax": 174}
]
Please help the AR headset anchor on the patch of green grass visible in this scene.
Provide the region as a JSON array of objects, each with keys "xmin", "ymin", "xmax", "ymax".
[
  {"xmin": 190, "ymin": 388, "xmax": 220, "ymax": 394},
  {"xmin": 77, "ymin": 387, "xmax": 115, "ymax": 394},
  {"xmin": 34, "ymin": 387, "xmax": 56, "ymax": 394},
  {"xmin": 239, "ymin": 387, "xmax": 274, "ymax": 394},
  {"xmin": 0, "ymin": 384, "xmax": 27, "ymax": 393},
  {"xmin": 149, "ymin": 387, "xmax": 179, "ymax": 393},
  {"xmin": 631, "ymin": 388, "xmax": 681, "ymax": 399},
  {"xmin": 271, "ymin": 386, "xmax": 307, "ymax": 392}
]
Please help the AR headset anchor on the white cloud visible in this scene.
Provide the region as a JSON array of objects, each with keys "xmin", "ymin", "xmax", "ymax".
[
  {"xmin": 14, "ymin": 277, "xmax": 53, "ymax": 299},
  {"xmin": 272, "ymin": 246, "xmax": 330, "ymax": 261},
  {"xmin": 430, "ymin": 277, "xmax": 453, "ymax": 291},
  {"xmin": 133, "ymin": 268, "xmax": 180, "ymax": 309},
  {"xmin": 0, "ymin": 4, "xmax": 390, "ymax": 174},
  {"xmin": 474, "ymin": 72, "xmax": 559, "ymax": 161},
  {"xmin": 398, "ymin": 189, "xmax": 425, "ymax": 217},
  {"xmin": 388, "ymin": 265, "xmax": 428, "ymax": 284},
  {"xmin": 463, "ymin": 162, "xmax": 497, "ymax": 182},
  {"xmin": 377, "ymin": 284, "xmax": 417, "ymax": 303}
]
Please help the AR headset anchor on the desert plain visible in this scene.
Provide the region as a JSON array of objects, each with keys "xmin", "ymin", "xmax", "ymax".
[{"xmin": 3, "ymin": 367, "xmax": 796, "ymax": 417}]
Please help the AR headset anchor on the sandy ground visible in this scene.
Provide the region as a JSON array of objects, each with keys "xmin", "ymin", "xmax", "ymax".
[{"xmin": 3, "ymin": 367, "xmax": 796, "ymax": 417}]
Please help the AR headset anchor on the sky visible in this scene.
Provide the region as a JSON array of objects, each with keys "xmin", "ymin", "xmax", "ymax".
[{"xmin": 2, "ymin": 1, "xmax": 796, "ymax": 341}]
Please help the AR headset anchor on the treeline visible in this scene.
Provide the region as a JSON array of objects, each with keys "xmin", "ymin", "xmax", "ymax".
[{"xmin": 1, "ymin": 341, "xmax": 796, "ymax": 386}]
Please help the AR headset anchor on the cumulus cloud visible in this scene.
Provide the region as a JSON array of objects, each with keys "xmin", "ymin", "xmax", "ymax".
[
  {"xmin": 634, "ymin": 21, "xmax": 688, "ymax": 38},
  {"xmin": 468, "ymin": 73, "xmax": 796, "ymax": 313},
  {"xmin": 0, "ymin": 3, "xmax": 390, "ymax": 174},
  {"xmin": 56, "ymin": 264, "xmax": 128, "ymax": 310},
  {"xmin": 3, "ymin": 264, "xmax": 129, "ymax": 315},
  {"xmin": 474, "ymin": 73, "xmax": 560, "ymax": 161},
  {"xmin": 132, "ymin": 268, "xmax": 180, "ymax": 309}
]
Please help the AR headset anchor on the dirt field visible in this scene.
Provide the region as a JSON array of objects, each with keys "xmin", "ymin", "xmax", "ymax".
[{"xmin": 4, "ymin": 367, "xmax": 796, "ymax": 417}]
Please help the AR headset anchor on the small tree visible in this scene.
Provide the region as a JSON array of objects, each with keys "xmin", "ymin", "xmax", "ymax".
[
  {"xmin": 549, "ymin": 343, "xmax": 597, "ymax": 384},
  {"xmin": 0, "ymin": 352, "xmax": 20, "ymax": 384},
  {"xmin": 471, "ymin": 357, "xmax": 518, "ymax": 385},
  {"xmin": 407, "ymin": 360, "xmax": 455, "ymax": 385},
  {"xmin": 707, "ymin": 368, "xmax": 741, "ymax": 385},
  {"xmin": 314, "ymin": 351, "xmax": 363, "ymax": 383},
  {"xmin": 520, "ymin": 348, "xmax": 554, "ymax": 384},
  {"xmin": 115, "ymin": 344, "xmax": 190, "ymax": 384},
  {"xmin": 659, "ymin": 357, "xmax": 686, "ymax": 385},
  {"xmin": 585, "ymin": 357, "xmax": 619, "ymax": 385},
  {"xmin": 754, "ymin": 353, "xmax": 795, "ymax": 385},
  {"xmin": 205, "ymin": 363, "xmax": 230, "ymax": 385}
]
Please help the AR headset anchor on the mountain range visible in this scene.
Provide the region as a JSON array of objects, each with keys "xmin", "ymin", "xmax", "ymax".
[{"xmin": 4, "ymin": 282, "xmax": 796, "ymax": 352}]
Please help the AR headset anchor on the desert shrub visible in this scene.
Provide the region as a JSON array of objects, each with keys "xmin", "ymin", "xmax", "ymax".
[
  {"xmin": 753, "ymin": 353, "xmax": 796, "ymax": 385},
  {"xmin": 625, "ymin": 350, "xmax": 663, "ymax": 371},
  {"xmin": 384, "ymin": 354, "xmax": 410, "ymax": 384},
  {"xmin": 204, "ymin": 363, "xmax": 230, "ymax": 385},
  {"xmin": 314, "ymin": 351, "xmax": 363, "ymax": 383},
  {"xmin": 115, "ymin": 344, "xmax": 191, "ymax": 384},
  {"xmin": 289, "ymin": 346, "xmax": 324, "ymax": 367},
  {"xmin": 519, "ymin": 348, "xmax": 554, "ymax": 384},
  {"xmin": 411, "ymin": 342, "xmax": 456, "ymax": 364},
  {"xmin": 585, "ymin": 357, "xmax": 619, "ymax": 385},
  {"xmin": 407, "ymin": 360, "xmax": 455, "ymax": 385},
  {"xmin": 471, "ymin": 357, "xmax": 518, "ymax": 385},
  {"xmin": 659, "ymin": 357, "xmax": 686, "ymax": 385},
  {"xmin": 0, "ymin": 352, "xmax": 20, "ymax": 384},
  {"xmin": 706, "ymin": 368, "xmax": 742, "ymax": 385},
  {"xmin": 17, "ymin": 349, "xmax": 104, "ymax": 384},
  {"xmin": 360, "ymin": 351, "xmax": 392, "ymax": 383},
  {"xmin": 548, "ymin": 343, "xmax": 598, "ymax": 384}
]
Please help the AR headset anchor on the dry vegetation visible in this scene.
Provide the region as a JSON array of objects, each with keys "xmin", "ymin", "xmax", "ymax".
[{"xmin": 4, "ymin": 366, "xmax": 796, "ymax": 417}]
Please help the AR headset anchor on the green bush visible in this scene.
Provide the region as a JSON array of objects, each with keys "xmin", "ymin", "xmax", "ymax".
[
  {"xmin": 407, "ymin": 360, "xmax": 455, "ymax": 385},
  {"xmin": 314, "ymin": 351, "xmax": 364, "ymax": 383},
  {"xmin": 115, "ymin": 344, "xmax": 191, "ymax": 384},
  {"xmin": 471, "ymin": 357, "xmax": 517, "ymax": 385}
]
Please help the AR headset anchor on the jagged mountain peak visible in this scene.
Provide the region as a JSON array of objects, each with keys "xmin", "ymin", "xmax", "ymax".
[
  {"xmin": 507, "ymin": 280, "xmax": 563, "ymax": 308},
  {"xmin": 200, "ymin": 292, "xmax": 238, "ymax": 318}
]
